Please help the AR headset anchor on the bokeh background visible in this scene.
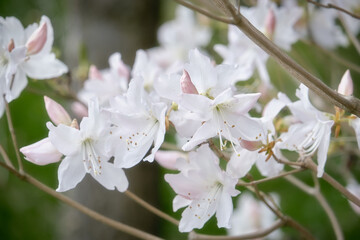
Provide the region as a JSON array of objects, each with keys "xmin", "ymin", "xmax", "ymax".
[{"xmin": 0, "ymin": 0, "xmax": 360, "ymax": 239}]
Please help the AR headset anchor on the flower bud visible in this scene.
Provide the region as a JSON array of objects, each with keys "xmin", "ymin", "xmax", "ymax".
[
  {"xmin": 44, "ymin": 96, "xmax": 72, "ymax": 126},
  {"xmin": 155, "ymin": 150, "xmax": 186, "ymax": 170},
  {"xmin": 20, "ymin": 137, "xmax": 62, "ymax": 165},
  {"xmin": 337, "ymin": 70, "xmax": 353, "ymax": 96},
  {"xmin": 117, "ymin": 61, "xmax": 130, "ymax": 80},
  {"xmin": 89, "ymin": 65, "xmax": 103, "ymax": 80},
  {"xmin": 71, "ymin": 101, "xmax": 88, "ymax": 119},
  {"xmin": 264, "ymin": 9, "xmax": 276, "ymax": 40},
  {"xmin": 180, "ymin": 70, "xmax": 198, "ymax": 94},
  {"xmin": 240, "ymin": 140, "xmax": 263, "ymax": 151},
  {"xmin": 26, "ymin": 21, "xmax": 47, "ymax": 55}
]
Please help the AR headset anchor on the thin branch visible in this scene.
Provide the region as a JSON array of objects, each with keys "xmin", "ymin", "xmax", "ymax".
[
  {"xmin": 285, "ymin": 175, "xmax": 344, "ymax": 240},
  {"xmin": 4, "ymin": 97, "xmax": 23, "ymax": 174},
  {"xmin": 208, "ymin": 139, "xmax": 230, "ymax": 161},
  {"xmin": 250, "ymin": 183, "xmax": 315, "ymax": 240},
  {"xmin": 304, "ymin": 158, "xmax": 360, "ymax": 207},
  {"xmin": 337, "ymin": 10, "xmax": 360, "ymax": 56},
  {"xmin": 238, "ymin": 168, "xmax": 305, "ymax": 187},
  {"xmin": 124, "ymin": 190, "xmax": 179, "ymax": 226},
  {"xmin": 308, "ymin": 41, "xmax": 360, "ymax": 74},
  {"xmin": 306, "ymin": 0, "xmax": 360, "ymax": 20},
  {"xmin": 218, "ymin": 0, "xmax": 360, "ymax": 117},
  {"xmin": 0, "ymin": 161, "xmax": 163, "ymax": 240},
  {"xmin": 174, "ymin": 0, "xmax": 234, "ymax": 24},
  {"xmin": 0, "ymin": 144, "xmax": 15, "ymax": 169},
  {"xmin": 189, "ymin": 219, "xmax": 285, "ymax": 240},
  {"xmin": 272, "ymin": 154, "xmax": 305, "ymax": 167}
]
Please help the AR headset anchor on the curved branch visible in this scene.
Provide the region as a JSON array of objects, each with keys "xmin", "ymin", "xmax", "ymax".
[
  {"xmin": 189, "ymin": 219, "xmax": 285, "ymax": 240},
  {"xmin": 219, "ymin": 0, "xmax": 360, "ymax": 117},
  {"xmin": 0, "ymin": 162, "xmax": 163, "ymax": 240}
]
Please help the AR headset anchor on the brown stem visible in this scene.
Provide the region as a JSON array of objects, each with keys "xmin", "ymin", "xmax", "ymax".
[
  {"xmin": 220, "ymin": 0, "xmax": 360, "ymax": 117},
  {"xmin": 238, "ymin": 168, "xmax": 305, "ymax": 187},
  {"xmin": 189, "ymin": 219, "xmax": 285, "ymax": 240},
  {"xmin": 124, "ymin": 190, "xmax": 179, "ymax": 226},
  {"xmin": 306, "ymin": 0, "xmax": 360, "ymax": 20},
  {"xmin": 304, "ymin": 158, "xmax": 360, "ymax": 207},
  {"xmin": 0, "ymin": 161, "xmax": 163, "ymax": 240},
  {"xmin": 4, "ymin": 97, "xmax": 23, "ymax": 174},
  {"xmin": 0, "ymin": 144, "xmax": 15, "ymax": 169}
]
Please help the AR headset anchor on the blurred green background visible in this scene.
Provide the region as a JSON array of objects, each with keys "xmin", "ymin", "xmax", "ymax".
[{"xmin": 0, "ymin": 0, "xmax": 360, "ymax": 239}]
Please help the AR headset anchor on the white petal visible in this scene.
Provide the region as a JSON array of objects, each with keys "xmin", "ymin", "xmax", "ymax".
[
  {"xmin": 21, "ymin": 53, "xmax": 68, "ymax": 79},
  {"xmin": 173, "ymin": 195, "xmax": 191, "ymax": 211},
  {"xmin": 179, "ymin": 93, "xmax": 212, "ymax": 120},
  {"xmin": 56, "ymin": 154, "xmax": 86, "ymax": 192},
  {"xmin": 91, "ymin": 162, "xmax": 129, "ymax": 192},
  {"xmin": 215, "ymin": 189, "xmax": 233, "ymax": 228},
  {"xmin": 316, "ymin": 120, "xmax": 333, "ymax": 177},
  {"xmin": 47, "ymin": 122, "xmax": 82, "ymax": 156},
  {"xmin": 350, "ymin": 117, "xmax": 360, "ymax": 150},
  {"xmin": 226, "ymin": 148, "xmax": 257, "ymax": 178},
  {"xmin": 182, "ymin": 121, "xmax": 216, "ymax": 151}
]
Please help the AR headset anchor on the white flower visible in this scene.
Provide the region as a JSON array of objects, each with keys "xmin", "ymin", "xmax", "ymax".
[
  {"xmin": 47, "ymin": 98, "xmax": 128, "ymax": 192},
  {"xmin": 228, "ymin": 193, "xmax": 282, "ymax": 239},
  {"xmin": 165, "ymin": 144, "xmax": 240, "ymax": 232},
  {"xmin": 78, "ymin": 52, "xmax": 129, "ymax": 106},
  {"xmin": 148, "ymin": 6, "xmax": 211, "ymax": 69},
  {"xmin": 278, "ymin": 84, "xmax": 334, "ymax": 177},
  {"xmin": 107, "ymin": 76, "xmax": 167, "ymax": 168},
  {"xmin": 0, "ymin": 16, "xmax": 67, "ymax": 103},
  {"xmin": 179, "ymin": 49, "xmax": 262, "ymax": 151}
]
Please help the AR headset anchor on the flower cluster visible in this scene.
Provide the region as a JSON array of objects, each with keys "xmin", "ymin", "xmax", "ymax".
[{"xmin": 2, "ymin": 0, "xmax": 359, "ymax": 236}]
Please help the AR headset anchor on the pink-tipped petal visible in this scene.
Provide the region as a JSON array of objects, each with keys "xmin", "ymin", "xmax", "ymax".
[
  {"xmin": 240, "ymin": 140, "xmax": 263, "ymax": 151},
  {"xmin": 26, "ymin": 21, "xmax": 47, "ymax": 55},
  {"xmin": 88, "ymin": 65, "xmax": 103, "ymax": 80},
  {"xmin": 265, "ymin": 9, "xmax": 276, "ymax": 40},
  {"xmin": 338, "ymin": 70, "xmax": 353, "ymax": 96},
  {"xmin": 44, "ymin": 96, "xmax": 72, "ymax": 126},
  {"xmin": 117, "ymin": 61, "xmax": 130, "ymax": 80},
  {"xmin": 155, "ymin": 150, "xmax": 186, "ymax": 170},
  {"xmin": 180, "ymin": 70, "xmax": 198, "ymax": 94},
  {"xmin": 20, "ymin": 137, "xmax": 62, "ymax": 165},
  {"xmin": 71, "ymin": 101, "xmax": 88, "ymax": 119}
]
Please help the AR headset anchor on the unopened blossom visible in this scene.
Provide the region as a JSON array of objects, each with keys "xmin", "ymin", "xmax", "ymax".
[
  {"xmin": 338, "ymin": 70, "xmax": 353, "ymax": 96},
  {"xmin": 228, "ymin": 193, "xmax": 282, "ymax": 239},
  {"xmin": 278, "ymin": 84, "xmax": 334, "ymax": 177},
  {"xmin": 179, "ymin": 49, "xmax": 262, "ymax": 151},
  {"xmin": 78, "ymin": 52, "xmax": 129, "ymax": 106},
  {"xmin": 155, "ymin": 150, "xmax": 186, "ymax": 170},
  {"xmin": 107, "ymin": 76, "xmax": 167, "ymax": 168},
  {"xmin": 47, "ymin": 98, "xmax": 128, "ymax": 192},
  {"xmin": 165, "ymin": 144, "xmax": 240, "ymax": 232},
  {"xmin": 20, "ymin": 96, "xmax": 72, "ymax": 165},
  {"xmin": 0, "ymin": 16, "xmax": 68, "ymax": 105}
]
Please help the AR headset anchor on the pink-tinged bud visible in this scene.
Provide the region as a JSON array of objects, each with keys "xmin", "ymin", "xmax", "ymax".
[
  {"xmin": 117, "ymin": 61, "xmax": 130, "ymax": 80},
  {"xmin": 7, "ymin": 39, "xmax": 15, "ymax": 52},
  {"xmin": 180, "ymin": 70, "xmax": 198, "ymax": 94},
  {"xmin": 265, "ymin": 9, "xmax": 276, "ymax": 40},
  {"xmin": 240, "ymin": 140, "xmax": 263, "ymax": 151},
  {"xmin": 155, "ymin": 150, "xmax": 186, "ymax": 170},
  {"xmin": 89, "ymin": 65, "xmax": 103, "ymax": 80},
  {"xmin": 26, "ymin": 21, "xmax": 47, "ymax": 55},
  {"xmin": 71, "ymin": 101, "xmax": 88, "ymax": 119},
  {"xmin": 20, "ymin": 137, "xmax": 62, "ymax": 165},
  {"xmin": 338, "ymin": 70, "xmax": 353, "ymax": 96},
  {"xmin": 44, "ymin": 96, "xmax": 72, "ymax": 126}
]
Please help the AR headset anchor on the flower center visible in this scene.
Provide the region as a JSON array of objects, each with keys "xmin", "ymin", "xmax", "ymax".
[{"xmin": 82, "ymin": 139, "xmax": 102, "ymax": 175}]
